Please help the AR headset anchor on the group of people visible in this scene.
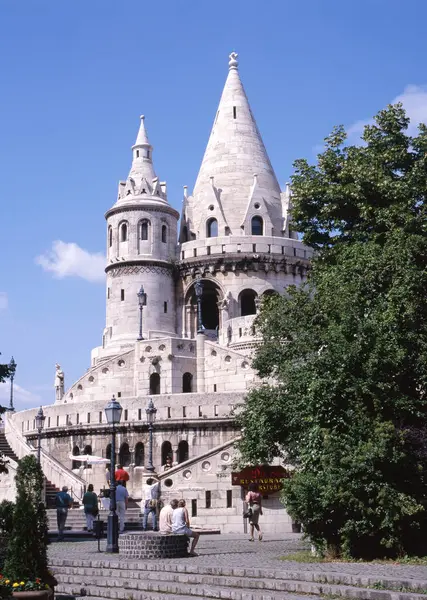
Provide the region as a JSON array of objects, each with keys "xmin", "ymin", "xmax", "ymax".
[
  {"xmin": 159, "ymin": 498, "xmax": 200, "ymax": 555},
  {"xmin": 55, "ymin": 468, "xmax": 263, "ymax": 550}
]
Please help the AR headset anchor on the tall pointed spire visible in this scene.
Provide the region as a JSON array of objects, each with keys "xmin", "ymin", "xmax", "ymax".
[
  {"xmin": 128, "ymin": 115, "xmax": 156, "ymax": 183},
  {"xmin": 190, "ymin": 52, "xmax": 283, "ymax": 237}
]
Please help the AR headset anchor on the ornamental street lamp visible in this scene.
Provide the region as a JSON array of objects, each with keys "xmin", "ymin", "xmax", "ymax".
[
  {"xmin": 35, "ymin": 406, "xmax": 45, "ymax": 464},
  {"xmin": 194, "ymin": 278, "xmax": 204, "ymax": 334},
  {"xmin": 137, "ymin": 285, "xmax": 147, "ymax": 341},
  {"xmin": 105, "ymin": 395, "xmax": 123, "ymax": 553},
  {"xmin": 145, "ymin": 398, "xmax": 157, "ymax": 473},
  {"xmin": 8, "ymin": 357, "xmax": 16, "ymax": 411}
]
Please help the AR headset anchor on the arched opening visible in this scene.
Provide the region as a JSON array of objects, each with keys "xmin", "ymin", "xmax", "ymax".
[
  {"xmin": 106, "ymin": 443, "xmax": 112, "ymax": 462},
  {"xmin": 251, "ymin": 216, "xmax": 263, "ymax": 236},
  {"xmin": 108, "ymin": 227, "xmax": 112, "ymax": 247},
  {"xmin": 135, "ymin": 442, "xmax": 144, "ymax": 467},
  {"xmin": 185, "ymin": 279, "xmax": 222, "ymax": 336},
  {"xmin": 161, "ymin": 225, "xmax": 167, "ymax": 243},
  {"xmin": 140, "ymin": 221, "xmax": 149, "ymax": 241},
  {"xmin": 120, "ymin": 222, "xmax": 128, "ymax": 242},
  {"xmin": 150, "ymin": 373, "xmax": 160, "ymax": 395},
  {"xmin": 182, "ymin": 372, "xmax": 193, "ymax": 393},
  {"xmin": 206, "ymin": 218, "xmax": 218, "ymax": 238},
  {"xmin": 182, "ymin": 226, "xmax": 188, "ymax": 242},
  {"xmin": 177, "ymin": 440, "xmax": 189, "ymax": 464},
  {"xmin": 72, "ymin": 445, "xmax": 80, "ymax": 470},
  {"xmin": 83, "ymin": 444, "xmax": 92, "ymax": 469},
  {"xmin": 161, "ymin": 441, "xmax": 173, "ymax": 467},
  {"xmin": 119, "ymin": 442, "xmax": 131, "ymax": 467},
  {"xmin": 239, "ymin": 289, "xmax": 258, "ymax": 316}
]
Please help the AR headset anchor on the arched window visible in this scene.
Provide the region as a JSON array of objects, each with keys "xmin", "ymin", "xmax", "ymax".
[
  {"xmin": 120, "ymin": 222, "xmax": 128, "ymax": 242},
  {"xmin": 83, "ymin": 445, "xmax": 92, "ymax": 469},
  {"xmin": 239, "ymin": 289, "xmax": 258, "ymax": 316},
  {"xmin": 251, "ymin": 216, "xmax": 263, "ymax": 236},
  {"xmin": 72, "ymin": 445, "xmax": 80, "ymax": 470},
  {"xmin": 206, "ymin": 218, "xmax": 218, "ymax": 238},
  {"xmin": 182, "ymin": 372, "xmax": 193, "ymax": 393},
  {"xmin": 135, "ymin": 442, "xmax": 144, "ymax": 467},
  {"xmin": 178, "ymin": 440, "xmax": 189, "ymax": 464},
  {"xmin": 108, "ymin": 227, "xmax": 112, "ymax": 247},
  {"xmin": 161, "ymin": 441, "xmax": 173, "ymax": 467},
  {"xmin": 140, "ymin": 221, "xmax": 149, "ymax": 241},
  {"xmin": 106, "ymin": 443, "xmax": 112, "ymax": 462},
  {"xmin": 182, "ymin": 226, "xmax": 188, "ymax": 242},
  {"xmin": 119, "ymin": 442, "xmax": 131, "ymax": 467},
  {"xmin": 150, "ymin": 373, "xmax": 160, "ymax": 395},
  {"xmin": 161, "ymin": 225, "xmax": 167, "ymax": 243}
]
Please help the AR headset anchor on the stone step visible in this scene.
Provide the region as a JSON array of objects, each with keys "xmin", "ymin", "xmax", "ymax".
[
  {"xmin": 54, "ymin": 578, "xmax": 319, "ymax": 600},
  {"xmin": 50, "ymin": 563, "xmax": 427, "ymax": 600}
]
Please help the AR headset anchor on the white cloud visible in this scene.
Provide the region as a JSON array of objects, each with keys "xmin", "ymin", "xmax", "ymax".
[
  {"xmin": 0, "ymin": 382, "xmax": 42, "ymax": 411},
  {"xmin": 347, "ymin": 84, "xmax": 427, "ymax": 142},
  {"xmin": 36, "ymin": 241, "xmax": 105, "ymax": 283},
  {"xmin": 0, "ymin": 293, "xmax": 7, "ymax": 311}
]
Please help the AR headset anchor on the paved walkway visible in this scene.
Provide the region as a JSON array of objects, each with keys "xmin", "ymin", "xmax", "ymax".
[{"xmin": 48, "ymin": 533, "xmax": 427, "ymax": 581}]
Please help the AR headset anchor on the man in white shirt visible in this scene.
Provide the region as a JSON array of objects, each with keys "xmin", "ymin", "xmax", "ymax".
[
  {"xmin": 159, "ymin": 499, "xmax": 179, "ymax": 534},
  {"xmin": 115, "ymin": 481, "xmax": 129, "ymax": 534}
]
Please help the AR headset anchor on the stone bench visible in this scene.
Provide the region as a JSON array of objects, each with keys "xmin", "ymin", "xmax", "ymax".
[{"xmin": 118, "ymin": 531, "xmax": 189, "ymax": 558}]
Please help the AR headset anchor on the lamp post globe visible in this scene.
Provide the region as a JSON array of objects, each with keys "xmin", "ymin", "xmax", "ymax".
[
  {"xmin": 145, "ymin": 399, "xmax": 157, "ymax": 472},
  {"xmin": 35, "ymin": 406, "xmax": 45, "ymax": 464},
  {"xmin": 104, "ymin": 395, "xmax": 122, "ymax": 553}
]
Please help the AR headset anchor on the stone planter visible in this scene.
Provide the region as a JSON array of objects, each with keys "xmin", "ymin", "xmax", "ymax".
[
  {"xmin": 119, "ymin": 531, "xmax": 189, "ymax": 558},
  {"xmin": 12, "ymin": 590, "xmax": 51, "ymax": 600}
]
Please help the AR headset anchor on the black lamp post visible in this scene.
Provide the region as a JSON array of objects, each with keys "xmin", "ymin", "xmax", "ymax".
[
  {"xmin": 35, "ymin": 406, "xmax": 45, "ymax": 464},
  {"xmin": 194, "ymin": 278, "xmax": 204, "ymax": 333},
  {"xmin": 8, "ymin": 357, "xmax": 16, "ymax": 411},
  {"xmin": 105, "ymin": 395, "xmax": 123, "ymax": 553},
  {"xmin": 145, "ymin": 399, "xmax": 157, "ymax": 473},
  {"xmin": 137, "ymin": 285, "xmax": 147, "ymax": 341}
]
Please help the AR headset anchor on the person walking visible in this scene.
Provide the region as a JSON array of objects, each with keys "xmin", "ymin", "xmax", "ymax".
[
  {"xmin": 142, "ymin": 477, "xmax": 160, "ymax": 531},
  {"xmin": 172, "ymin": 499, "xmax": 200, "ymax": 556},
  {"xmin": 245, "ymin": 482, "xmax": 263, "ymax": 541},
  {"xmin": 82, "ymin": 484, "xmax": 98, "ymax": 533},
  {"xmin": 159, "ymin": 498, "xmax": 179, "ymax": 534},
  {"xmin": 116, "ymin": 481, "xmax": 129, "ymax": 534},
  {"xmin": 115, "ymin": 464, "xmax": 129, "ymax": 487},
  {"xmin": 55, "ymin": 485, "xmax": 73, "ymax": 541}
]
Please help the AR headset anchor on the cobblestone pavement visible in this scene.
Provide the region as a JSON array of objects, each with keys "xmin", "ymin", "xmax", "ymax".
[{"xmin": 48, "ymin": 533, "xmax": 427, "ymax": 580}]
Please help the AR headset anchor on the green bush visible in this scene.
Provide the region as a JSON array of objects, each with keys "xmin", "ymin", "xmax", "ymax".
[{"xmin": 4, "ymin": 455, "xmax": 49, "ymax": 581}]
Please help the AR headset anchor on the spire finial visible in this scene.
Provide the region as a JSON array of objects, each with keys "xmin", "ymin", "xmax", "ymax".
[
  {"xmin": 229, "ymin": 51, "xmax": 238, "ymax": 70},
  {"xmin": 140, "ymin": 115, "xmax": 145, "ymax": 120}
]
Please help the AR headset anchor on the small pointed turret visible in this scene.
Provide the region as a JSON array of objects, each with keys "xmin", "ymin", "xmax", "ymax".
[{"xmin": 129, "ymin": 115, "xmax": 156, "ymax": 183}]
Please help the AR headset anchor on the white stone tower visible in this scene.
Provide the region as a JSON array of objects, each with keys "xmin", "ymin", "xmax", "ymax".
[
  {"xmin": 178, "ymin": 53, "xmax": 309, "ymax": 346},
  {"xmin": 102, "ymin": 116, "xmax": 179, "ymax": 355}
]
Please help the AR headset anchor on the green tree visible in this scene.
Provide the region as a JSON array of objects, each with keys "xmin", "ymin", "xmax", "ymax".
[
  {"xmin": 0, "ymin": 353, "xmax": 11, "ymax": 476},
  {"xmin": 4, "ymin": 455, "xmax": 49, "ymax": 580},
  {"xmin": 237, "ymin": 104, "xmax": 427, "ymax": 559}
]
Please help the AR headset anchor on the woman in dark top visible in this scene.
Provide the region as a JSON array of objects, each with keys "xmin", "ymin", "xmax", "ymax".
[
  {"xmin": 82, "ymin": 484, "xmax": 98, "ymax": 532},
  {"xmin": 245, "ymin": 482, "xmax": 263, "ymax": 541}
]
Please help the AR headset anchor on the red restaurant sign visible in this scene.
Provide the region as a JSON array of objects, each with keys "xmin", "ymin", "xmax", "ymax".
[{"xmin": 231, "ymin": 465, "xmax": 290, "ymax": 494}]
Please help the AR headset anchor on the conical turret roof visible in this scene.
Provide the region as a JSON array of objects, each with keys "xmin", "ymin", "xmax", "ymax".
[{"xmin": 190, "ymin": 52, "xmax": 283, "ymax": 237}]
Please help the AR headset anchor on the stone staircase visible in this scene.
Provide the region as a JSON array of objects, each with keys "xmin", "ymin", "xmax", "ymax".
[
  {"xmin": 51, "ymin": 558, "xmax": 427, "ymax": 600},
  {"xmin": 0, "ymin": 431, "xmax": 75, "ymax": 509},
  {"xmin": 47, "ymin": 507, "xmax": 143, "ymax": 532}
]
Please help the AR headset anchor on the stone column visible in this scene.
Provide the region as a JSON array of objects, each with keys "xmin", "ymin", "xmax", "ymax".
[{"xmin": 196, "ymin": 333, "xmax": 205, "ymax": 393}]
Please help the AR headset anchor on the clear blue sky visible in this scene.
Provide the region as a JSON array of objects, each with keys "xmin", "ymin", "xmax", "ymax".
[{"xmin": 1, "ymin": 0, "xmax": 426, "ymax": 409}]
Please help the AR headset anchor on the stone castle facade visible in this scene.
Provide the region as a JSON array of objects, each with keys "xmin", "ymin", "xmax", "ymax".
[{"xmin": 4, "ymin": 53, "xmax": 312, "ymax": 534}]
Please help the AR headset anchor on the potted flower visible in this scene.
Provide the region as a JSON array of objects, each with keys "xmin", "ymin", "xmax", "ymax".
[
  {"xmin": 3, "ymin": 456, "xmax": 56, "ymax": 599},
  {"xmin": 0, "ymin": 576, "xmax": 51, "ymax": 600}
]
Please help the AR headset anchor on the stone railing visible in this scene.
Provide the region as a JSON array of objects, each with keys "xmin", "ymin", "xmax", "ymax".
[
  {"xmin": 219, "ymin": 314, "xmax": 259, "ymax": 348},
  {"xmin": 179, "ymin": 235, "xmax": 314, "ymax": 261},
  {"xmin": 4, "ymin": 412, "xmax": 85, "ymax": 504}
]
